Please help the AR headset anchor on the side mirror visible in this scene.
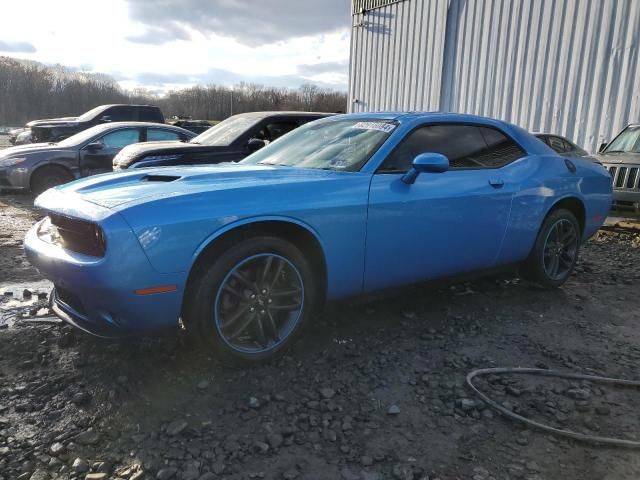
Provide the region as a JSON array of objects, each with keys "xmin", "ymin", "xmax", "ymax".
[
  {"xmin": 401, "ymin": 153, "xmax": 449, "ymax": 184},
  {"xmin": 86, "ymin": 141, "xmax": 104, "ymax": 151},
  {"xmin": 99, "ymin": 116, "xmax": 111, "ymax": 123},
  {"xmin": 598, "ymin": 142, "xmax": 608, "ymax": 153},
  {"xmin": 248, "ymin": 138, "xmax": 266, "ymax": 152}
]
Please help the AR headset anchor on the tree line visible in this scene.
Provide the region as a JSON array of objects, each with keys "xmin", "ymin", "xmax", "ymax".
[{"xmin": 0, "ymin": 56, "xmax": 347, "ymax": 126}]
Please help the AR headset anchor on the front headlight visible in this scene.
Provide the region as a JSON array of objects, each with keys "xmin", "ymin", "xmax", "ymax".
[{"xmin": 0, "ymin": 157, "xmax": 26, "ymax": 167}]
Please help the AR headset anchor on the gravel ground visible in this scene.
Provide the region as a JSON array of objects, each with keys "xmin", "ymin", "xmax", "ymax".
[{"xmin": 1, "ymin": 193, "xmax": 640, "ymax": 480}]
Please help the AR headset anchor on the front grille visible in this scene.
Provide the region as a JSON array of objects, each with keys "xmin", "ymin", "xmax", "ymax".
[
  {"xmin": 55, "ymin": 286, "xmax": 86, "ymax": 316},
  {"xmin": 605, "ymin": 164, "xmax": 640, "ymax": 191},
  {"xmin": 48, "ymin": 213, "xmax": 106, "ymax": 257}
]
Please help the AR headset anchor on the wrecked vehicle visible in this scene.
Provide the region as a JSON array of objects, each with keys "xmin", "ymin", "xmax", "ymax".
[
  {"xmin": 0, "ymin": 122, "xmax": 194, "ymax": 194},
  {"xmin": 595, "ymin": 123, "xmax": 640, "ymax": 214},
  {"xmin": 26, "ymin": 105, "xmax": 165, "ymax": 143},
  {"xmin": 112, "ymin": 111, "xmax": 331, "ymax": 170},
  {"xmin": 24, "ymin": 112, "xmax": 612, "ymax": 363}
]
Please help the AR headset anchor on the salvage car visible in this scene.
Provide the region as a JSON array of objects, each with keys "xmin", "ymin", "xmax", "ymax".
[
  {"xmin": 24, "ymin": 113, "xmax": 612, "ymax": 363},
  {"xmin": 0, "ymin": 122, "xmax": 194, "ymax": 194},
  {"xmin": 25, "ymin": 105, "xmax": 165, "ymax": 144},
  {"xmin": 594, "ymin": 124, "xmax": 640, "ymax": 214},
  {"xmin": 112, "ymin": 111, "xmax": 331, "ymax": 170}
]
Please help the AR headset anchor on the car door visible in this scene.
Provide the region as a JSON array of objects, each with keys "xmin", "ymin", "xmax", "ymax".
[
  {"xmin": 364, "ymin": 123, "xmax": 525, "ymax": 292},
  {"xmin": 80, "ymin": 127, "xmax": 142, "ymax": 176}
]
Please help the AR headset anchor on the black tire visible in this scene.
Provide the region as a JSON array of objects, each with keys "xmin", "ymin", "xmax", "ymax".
[
  {"xmin": 30, "ymin": 165, "xmax": 74, "ymax": 195},
  {"xmin": 183, "ymin": 235, "xmax": 318, "ymax": 365},
  {"xmin": 521, "ymin": 208, "xmax": 581, "ymax": 288}
]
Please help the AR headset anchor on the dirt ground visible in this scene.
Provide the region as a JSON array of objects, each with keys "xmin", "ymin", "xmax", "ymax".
[{"xmin": 1, "ymin": 193, "xmax": 640, "ymax": 480}]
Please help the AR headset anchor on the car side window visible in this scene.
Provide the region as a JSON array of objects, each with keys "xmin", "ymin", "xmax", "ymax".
[
  {"xmin": 103, "ymin": 107, "xmax": 131, "ymax": 122},
  {"xmin": 147, "ymin": 128, "xmax": 180, "ymax": 141},
  {"xmin": 548, "ymin": 136, "xmax": 568, "ymax": 153},
  {"xmin": 258, "ymin": 121, "xmax": 299, "ymax": 142},
  {"xmin": 98, "ymin": 129, "xmax": 141, "ymax": 149},
  {"xmin": 476, "ymin": 127, "xmax": 526, "ymax": 166},
  {"xmin": 380, "ymin": 124, "xmax": 524, "ymax": 172}
]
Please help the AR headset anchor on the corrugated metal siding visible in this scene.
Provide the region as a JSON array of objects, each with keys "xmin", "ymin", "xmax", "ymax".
[
  {"xmin": 348, "ymin": 0, "xmax": 449, "ymax": 112},
  {"xmin": 348, "ymin": 0, "xmax": 640, "ymax": 153}
]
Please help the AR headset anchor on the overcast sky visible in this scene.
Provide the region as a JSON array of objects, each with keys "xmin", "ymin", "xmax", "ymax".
[{"xmin": 0, "ymin": 0, "xmax": 351, "ymax": 93}]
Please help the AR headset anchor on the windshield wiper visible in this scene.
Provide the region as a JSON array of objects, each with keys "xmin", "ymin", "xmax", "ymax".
[{"xmin": 605, "ymin": 150, "xmax": 632, "ymax": 153}]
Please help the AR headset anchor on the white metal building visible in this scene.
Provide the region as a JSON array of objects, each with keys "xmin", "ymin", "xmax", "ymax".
[{"xmin": 348, "ymin": 0, "xmax": 640, "ymax": 153}]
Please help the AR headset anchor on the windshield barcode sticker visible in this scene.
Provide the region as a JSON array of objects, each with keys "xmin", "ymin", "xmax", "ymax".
[{"xmin": 351, "ymin": 122, "xmax": 396, "ymax": 133}]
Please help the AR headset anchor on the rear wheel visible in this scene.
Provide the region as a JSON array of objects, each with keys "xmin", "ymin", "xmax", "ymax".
[
  {"xmin": 30, "ymin": 165, "xmax": 74, "ymax": 195},
  {"xmin": 184, "ymin": 236, "xmax": 317, "ymax": 364},
  {"xmin": 521, "ymin": 208, "xmax": 580, "ymax": 288}
]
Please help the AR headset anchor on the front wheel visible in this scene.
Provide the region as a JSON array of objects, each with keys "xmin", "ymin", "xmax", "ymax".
[
  {"xmin": 521, "ymin": 208, "xmax": 581, "ymax": 288},
  {"xmin": 184, "ymin": 236, "xmax": 318, "ymax": 364}
]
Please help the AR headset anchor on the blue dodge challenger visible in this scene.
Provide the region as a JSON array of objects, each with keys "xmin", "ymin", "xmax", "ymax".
[{"xmin": 24, "ymin": 113, "xmax": 612, "ymax": 363}]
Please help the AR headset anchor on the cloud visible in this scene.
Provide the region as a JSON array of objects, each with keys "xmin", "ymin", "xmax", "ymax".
[
  {"xmin": 115, "ymin": 65, "xmax": 348, "ymax": 92},
  {"xmin": 125, "ymin": 0, "xmax": 351, "ymax": 46},
  {"xmin": 0, "ymin": 40, "xmax": 36, "ymax": 53},
  {"xmin": 297, "ymin": 60, "xmax": 348, "ymax": 77},
  {"xmin": 126, "ymin": 24, "xmax": 192, "ymax": 45}
]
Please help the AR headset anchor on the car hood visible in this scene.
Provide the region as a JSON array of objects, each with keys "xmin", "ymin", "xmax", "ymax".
[
  {"xmin": 121, "ymin": 140, "xmax": 226, "ymax": 157},
  {"xmin": 41, "ymin": 164, "xmax": 354, "ymax": 211},
  {"xmin": 593, "ymin": 152, "xmax": 640, "ymax": 165},
  {"xmin": 26, "ymin": 117, "xmax": 78, "ymax": 128},
  {"xmin": 0, "ymin": 142, "xmax": 74, "ymax": 158}
]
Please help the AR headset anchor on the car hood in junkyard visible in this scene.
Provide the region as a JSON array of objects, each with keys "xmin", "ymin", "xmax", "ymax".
[
  {"xmin": 42, "ymin": 164, "xmax": 353, "ymax": 210},
  {"xmin": 0, "ymin": 142, "xmax": 75, "ymax": 158},
  {"xmin": 593, "ymin": 152, "xmax": 640, "ymax": 165},
  {"xmin": 26, "ymin": 117, "xmax": 79, "ymax": 128}
]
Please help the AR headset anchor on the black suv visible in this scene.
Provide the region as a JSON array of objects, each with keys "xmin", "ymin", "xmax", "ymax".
[
  {"xmin": 112, "ymin": 111, "xmax": 331, "ymax": 170},
  {"xmin": 28, "ymin": 104, "xmax": 165, "ymax": 143}
]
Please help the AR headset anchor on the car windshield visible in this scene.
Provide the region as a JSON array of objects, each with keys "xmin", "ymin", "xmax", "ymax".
[
  {"xmin": 57, "ymin": 124, "xmax": 109, "ymax": 147},
  {"xmin": 190, "ymin": 115, "xmax": 261, "ymax": 146},
  {"xmin": 77, "ymin": 105, "xmax": 109, "ymax": 122},
  {"xmin": 605, "ymin": 126, "xmax": 640, "ymax": 153},
  {"xmin": 241, "ymin": 119, "xmax": 396, "ymax": 171}
]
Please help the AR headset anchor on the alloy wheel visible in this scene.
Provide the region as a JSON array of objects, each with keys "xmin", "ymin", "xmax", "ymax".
[
  {"xmin": 214, "ymin": 253, "xmax": 304, "ymax": 354},
  {"xmin": 542, "ymin": 219, "xmax": 578, "ymax": 281}
]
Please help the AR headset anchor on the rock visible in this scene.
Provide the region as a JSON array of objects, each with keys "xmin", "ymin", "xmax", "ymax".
[
  {"xmin": 85, "ymin": 475, "xmax": 107, "ymax": 480},
  {"xmin": 197, "ymin": 380, "xmax": 209, "ymax": 390},
  {"xmin": 341, "ymin": 468, "xmax": 360, "ymax": 480},
  {"xmin": 323, "ymin": 429, "xmax": 337, "ymax": 442},
  {"xmin": 49, "ymin": 442, "xmax": 65, "ymax": 455},
  {"xmin": 320, "ymin": 387, "xmax": 336, "ymax": 399},
  {"xmin": 387, "ymin": 404, "xmax": 401, "ymax": 415},
  {"xmin": 166, "ymin": 419, "xmax": 188, "ymax": 436},
  {"xmin": 266, "ymin": 433, "xmax": 283, "ymax": 449},
  {"xmin": 156, "ymin": 468, "xmax": 177, "ymax": 480},
  {"xmin": 249, "ymin": 397, "xmax": 261, "ymax": 409},
  {"xmin": 29, "ymin": 470, "xmax": 49, "ymax": 480},
  {"xmin": 198, "ymin": 474, "xmax": 216, "ymax": 480},
  {"xmin": 361, "ymin": 455, "xmax": 374, "ymax": 466},
  {"xmin": 596, "ymin": 406, "xmax": 610, "ymax": 416},
  {"xmin": 75, "ymin": 429, "xmax": 100, "ymax": 445},
  {"xmin": 457, "ymin": 398, "xmax": 476, "ymax": 411},
  {"xmin": 282, "ymin": 468, "xmax": 299, "ymax": 479},
  {"xmin": 131, "ymin": 472, "xmax": 146, "ymax": 480},
  {"xmin": 253, "ymin": 441, "xmax": 270, "ymax": 453},
  {"xmin": 392, "ymin": 464, "xmax": 414, "ymax": 480},
  {"xmin": 23, "ymin": 289, "xmax": 32, "ymax": 299},
  {"xmin": 117, "ymin": 375, "xmax": 128, "ymax": 384},
  {"xmin": 72, "ymin": 458, "xmax": 90, "ymax": 473},
  {"xmin": 182, "ymin": 468, "xmax": 200, "ymax": 480},
  {"xmin": 72, "ymin": 391, "xmax": 91, "ymax": 406}
]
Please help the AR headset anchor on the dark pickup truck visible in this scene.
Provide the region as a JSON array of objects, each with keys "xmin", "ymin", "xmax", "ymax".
[
  {"xmin": 27, "ymin": 104, "xmax": 165, "ymax": 143},
  {"xmin": 112, "ymin": 111, "xmax": 331, "ymax": 170}
]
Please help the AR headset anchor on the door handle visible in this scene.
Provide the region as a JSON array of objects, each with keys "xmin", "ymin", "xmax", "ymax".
[{"xmin": 488, "ymin": 178, "xmax": 505, "ymax": 188}]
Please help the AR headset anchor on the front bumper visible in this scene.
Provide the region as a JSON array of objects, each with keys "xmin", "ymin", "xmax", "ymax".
[
  {"xmin": 24, "ymin": 215, "xmax": 187, "ymax": 335},
  {"xmin": 0, "ymin": 166, "xmax": 28, "ymax": 190}
]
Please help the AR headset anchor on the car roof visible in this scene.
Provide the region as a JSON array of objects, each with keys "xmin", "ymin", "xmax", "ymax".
[
  {"xmin": 90, "ymin": 122, "xmax": 194, "ymax": 135},
  {"xmin": 233, "ymin": 111, "xmax": 334, "ymax": 119}
]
